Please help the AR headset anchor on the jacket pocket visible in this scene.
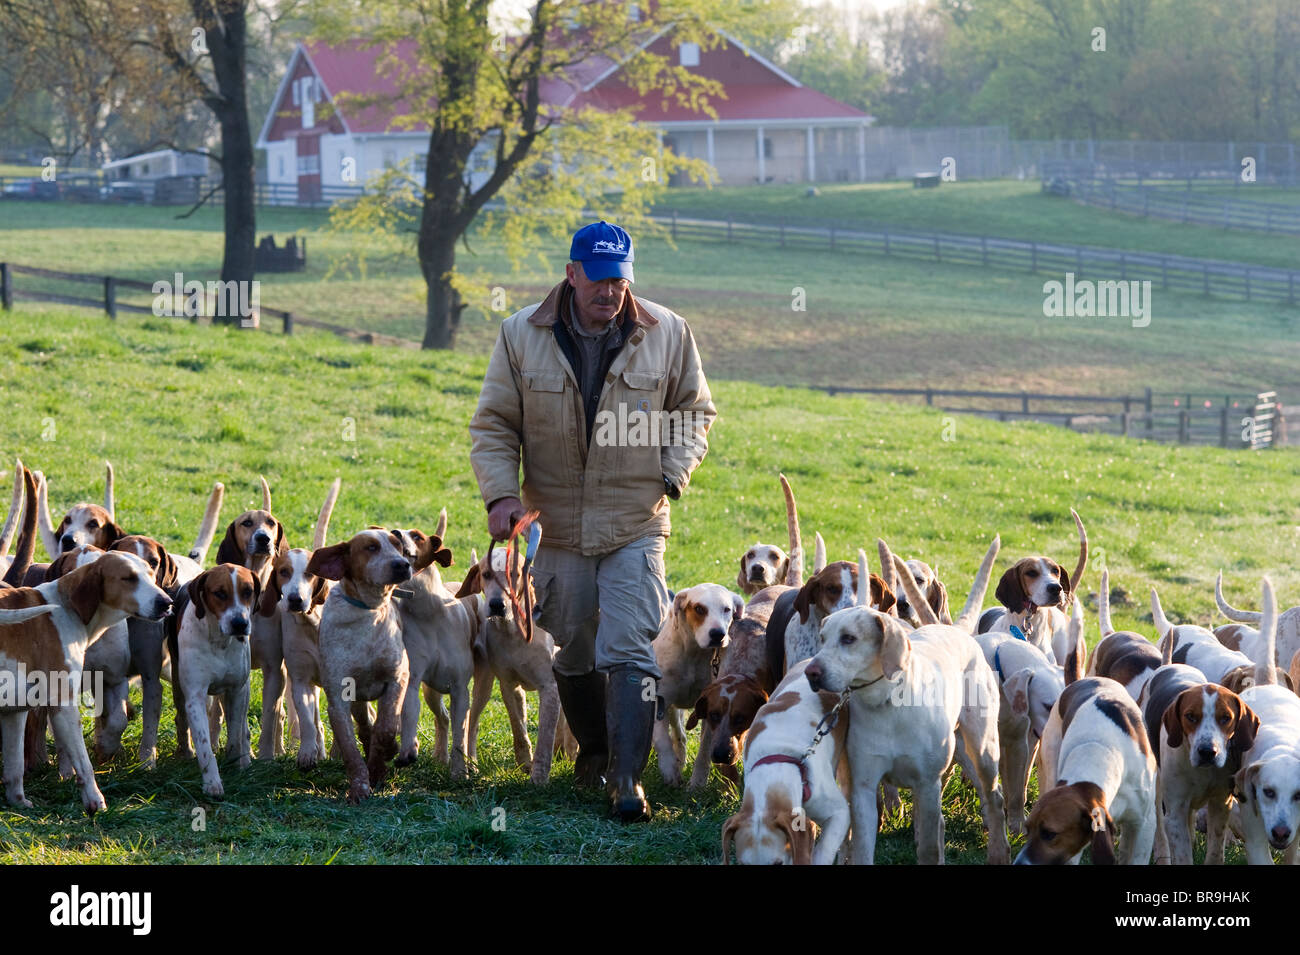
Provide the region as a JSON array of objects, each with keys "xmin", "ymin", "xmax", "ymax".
[
  {"xmin": 523, "ymin": 371, "xmax": 566, "ymax": 393},
  {"xmin": 621, "ymin": 370, "xmax": 664, "ymax": 394}
]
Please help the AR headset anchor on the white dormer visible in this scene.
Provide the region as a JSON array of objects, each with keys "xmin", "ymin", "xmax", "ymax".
[{"xmin": 679, "ymin": 42, "xmax": 699, "ymax": 67}]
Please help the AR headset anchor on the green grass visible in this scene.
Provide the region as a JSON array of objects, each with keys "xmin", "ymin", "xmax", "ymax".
[
  {"xmin": 4, "ymin": 198, "xmax": 1299, "ymax": 401},
  {"xmin": 1, "ymin": 307, "xmax": 1297, "ymax": 863}
]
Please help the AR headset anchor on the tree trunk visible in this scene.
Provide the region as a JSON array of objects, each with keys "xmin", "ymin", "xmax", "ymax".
[
  {"xmin": 420, "ymin": 226, "xmax": 464, "ymax": 350},
  {"xmin": 208, "ymin": 0, "xmax": 256, "ymax": 323}
]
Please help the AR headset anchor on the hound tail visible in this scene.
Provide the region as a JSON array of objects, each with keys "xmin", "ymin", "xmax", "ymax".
[
  {"xmin": 188, "ymin": 483, "xmax": 226, "ymax": 564},
  {"xmin": 1257, "ymin": 576, "xmax": 1278, "ymax": 686},
  {"xmin": 0, "ymin": 458, "xmax": 24, "ymax": 558},
  {"xmin": 1215, "ymin": 570, "xmax": 1262, "ymax": 625},
  {"xmin": 259, "ymin": 476, "xmax": 272, "ymax": 512},
  {"xmin": 856, "ymin": 549, "xmax": 870, "ymax": 607},
  {"xmin": 313, "ymin": 478, "xmax": 342, "ymax": 551},
  {"xmin": 877, "ymin": 538, "xmax": 898, "ymax": 603},
  {"xmin": 1150, "ymin": 588, "xmax": 1175, "ymax": 651},
  {"xmin": 1069, "ymin": 508, "xmax": 1088, "ymax": 596},
  {"xmin": 36, "ymin": 471, "xmax": 58, "ymax": 560},
  {"xmin": 104, "ymin": 460, "xmax": 115, "ymax": 521},
  {"xmin": 2, "ymin": 468, "xmax": 38, "ymax": 587},
  {"xmin": 954, "ymin": 535, "xmax": 1001, "ymax": 634},
  {"xmin": 1098, "ymin": 568, "xmax": 1113, "ymax": 636},
  {"xmin": 0, "ymin": 604, "xmax": 57, "ymax": 625},
  {"xmin": 812, "ymin": 532, "xmax": 827, "ymax": 575},
  {"xmin": 434, "ymin": 507, "xmax": 448, "ymax": 542},
  {"xmin": 1064, "ymin": 596, "xmax": 1084, "ymax": 685},
  {"xmin": 891, "ymin": 552, "xmax": 940, "ymax": 626},
  {"xmin": 780, "ymin": 473, "xmax": 802, "ymax": 587}
]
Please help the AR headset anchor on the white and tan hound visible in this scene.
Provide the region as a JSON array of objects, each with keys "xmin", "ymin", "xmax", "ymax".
[
  {"xmin": 1216, "ymin": 571, "xmax": 1300, "ymax": 673},
  {"xmin": 736, "ymin": 475, "xmax": 804, "ymax": 597},
  {"xmin": 1152, "ymin": 587, "xmax": 1252, "ymax": 685},
  {"xmin": 980, "ymin": 510, "xmax": 1088, "ymax": 666},
  {"xmin": 0, "ymin": 551, "xmax": 171, "ymax": 813}
]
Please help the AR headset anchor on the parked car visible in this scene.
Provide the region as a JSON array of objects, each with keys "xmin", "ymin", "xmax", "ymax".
[
  {"xmin": 1, "ymin": 178, "xmax": 59, "ymax": 200},
  {"xmin": 99, "ymin": 181, "xmax": 147, "ymax": 203}
]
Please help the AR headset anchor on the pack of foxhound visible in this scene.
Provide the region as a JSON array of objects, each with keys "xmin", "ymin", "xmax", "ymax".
[{"xmin": 2, "ymin": 461, "xmax": 1297, "ymax": 866}]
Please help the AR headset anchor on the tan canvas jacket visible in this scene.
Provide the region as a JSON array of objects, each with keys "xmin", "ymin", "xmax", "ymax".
[{"xmin": 469, "ymin": 280, "xmax": 716, "ymax": 555}]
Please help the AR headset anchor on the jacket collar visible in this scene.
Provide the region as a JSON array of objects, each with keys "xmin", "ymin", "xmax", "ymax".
[{"xmin": 527, "ymin": 279, "xmax": 658, "ymax": 329}]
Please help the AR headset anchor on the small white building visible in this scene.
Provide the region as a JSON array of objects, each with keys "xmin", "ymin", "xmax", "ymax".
[{"xmin": 101, "ymin": 149, "xmax": 214, "ymax": 197}]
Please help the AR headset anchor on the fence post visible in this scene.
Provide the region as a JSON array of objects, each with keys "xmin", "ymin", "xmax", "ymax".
[
  {"xmin": 1030, "ymin": 241, "xmax": 1037, "ymax": 273},
  {"xmin": 0, "ymin": 263, "xmax": 9, "ymax": 311},
  {"xmin": 1220, "ymin": 407, "xmax": 1230, "ymax": 447},
  {"xmin": 103, "ymin": 276, "xmax": 116, "ymax": 319},
  {"xmin": 934, "ymin": 234, "xmax": 940, "ymax": 262},
  {"xmin": 1178, "ymin": 410, "xmax": 1189, "ymax": 443},
  {"xmin": 1122, "ymin": 411, "xmax": 1131, "ymax": 437},
  {"xmin": 925, "ymin": 388, "xmax": 933, "ymax": 406},
  {"xmin": 1145, "ymin": 387, "xmax": 1153, "ymax": 436},
  {"xmin": 671, "ymin": 210, "xmax": 677, "ymax": 241},
  {"xmin": 883, "ymin": 228, "xmax": 890, "ymax": 255},
  {"xmin": 1021, "ymin": 392, "xmax": 1030, "ymax": 413},
  {"xmin": 283, "ymin": 311, "xmax": 293, "ymax": 335}
]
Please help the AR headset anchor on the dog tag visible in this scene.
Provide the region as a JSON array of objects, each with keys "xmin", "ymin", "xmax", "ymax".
[
  {"xmin": 394, "ymin": 588, "xmax": 414, "ymax": 599},
  {"xmin": 1009, "ymin": 625, "xmax": 1027, "ymax": 641}
]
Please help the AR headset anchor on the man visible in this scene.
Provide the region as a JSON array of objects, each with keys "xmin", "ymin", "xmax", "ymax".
[{"xmin": 469, "ymin": 220, "xmax": 716, "ymax": 822}]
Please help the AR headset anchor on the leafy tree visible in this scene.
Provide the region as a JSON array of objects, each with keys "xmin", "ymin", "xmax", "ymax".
[{"xmin": 313, "ymin": 0, "xmax": 800, "ymax": 350}]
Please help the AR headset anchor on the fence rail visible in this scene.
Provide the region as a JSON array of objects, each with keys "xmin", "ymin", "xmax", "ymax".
[{"xmin": 656, "ymin": 212, "xmax": 1300, "ymax": 307}]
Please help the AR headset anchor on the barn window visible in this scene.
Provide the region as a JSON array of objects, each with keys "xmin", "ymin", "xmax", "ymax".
[{"xmin": 679, "ymin": 42, "xmax": 699, "ymax": 67}]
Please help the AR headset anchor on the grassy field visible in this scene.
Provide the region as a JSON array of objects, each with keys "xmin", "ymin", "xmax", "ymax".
[
  {"xmin": 0, "ymin": 307, "xmax": 1297, "ymax": 863},
  {"xmin": 3, "ymin": 196, "xmax": 1299, "ymax": 401}
]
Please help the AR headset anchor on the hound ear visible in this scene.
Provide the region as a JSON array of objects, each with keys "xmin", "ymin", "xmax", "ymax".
[
  {"xmin": 310, "ymin": 574, "xmax": 329, "ymax": 609},
  {"xmin": 104, "ymin": 520, "xmax": 126, "ymax": 547},
  {"xmin": 159, "ymin": 548, "xmax": 179, "ymax": 590},
  {"xmin": 736, "ymin": 556, "xmax": 749, "ymax": 595},
  {"xmin": 793, "ymin": 575, "xmax": 819, "ymax": 625},
  {"xmin": 930, "ymin": 579, "xmax": 950, "ymax": 623},
  {"xmin": 673, "ymin": 589, "xmax": 692, "ymax": 621},
  {"xmin": 54, "ymin": 515, "xmax": 70, "ymax": 546},
  {"xmin": 995, "ymin": 565, "xmax": 1027, "ymax": 612},
  {"xmin": 454, "ymin": 563, "xmax": 482, "ymax": 598},
  {"xmin": 1235, "ymin": 763, "xmax": 1261, "ymax": 804},
  {"xmin": 306, "ymin": 542, "xmax": 350, "ymax": 582},
  {"xmin": 273, "ymin": 520, "xmax": 286, "ymax": 556},
  {"xmin": 777, "ymin": 810, "xmax": 813, "ymax": 865},
  {"xmin": 1089, "ymin": 806, "xmax": 1117, "ymax": 866},
  {"xmin": 257, "ymin": 569, "xmax": 280, "ymax": 617},
  {"xmin": 187, "ymin": 571, "xmax": 208, "ymax": 619},
  {"xmin": 1161, "ymin": 695, "xmax": 1187, "ymax": 749},
  {"xmin": 250, "ymin": 572, "xmax": 262, "ymax": 611},
  {"xmin": 878, "ymin": 613, "xmax": 911, "ymax": 680},
  {"xmin": 432, "ymin": 545, "xmax": 454, "ymax": 568},
  {"xmin": 720, "ymin": 812, "xmax": 744, "ymax": 865},
  {"xmin": 1228, "ymin": 697, "xmax": 1260, "ymax": 762},
  {"xmin": 1056, "ymin": 563, "xmax": 1072, "ymax": 603},
  {"xmin": 215, "ymin": 522, "xmax": 242, "ymax": 565},
  {"xmin": 686, "ymin": 692, "xmax": 709, "ymax": 731},
  {"xmin": 1005, "ymin": 668, "xmax": 1034, "ymax": 717},
  {"xmin": 776, "ymin": 556, "xmax": 790, "ymax": 589},
  {"xmin": 57, "ymin": 564, "xmax": 103, "ymax": 625},
  {"xmin": 871, "ymin": 573, "xmax": 896, "ymax": 614},
  {"xmin": 731, "ymin": 592, "xmax": 745, "ymax": 621}
]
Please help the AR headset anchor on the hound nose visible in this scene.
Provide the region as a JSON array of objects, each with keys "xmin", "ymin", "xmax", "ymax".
[
  {"xmin": 488, "ymin": 598, "xmax": 506, "ymax": 617},
  {"xmin": 61, "ymin": 535, "xmax": 76, "ymax": 551},
  {"xmin": 229, "ymin": 616, "xmax": 250, "ymax": 636},
  {"xmin": 287, "ymin": 594, "xmax": 304, "ymax": 612},
  {"xmin": 391, "ymin": 560, "xmax": 411, "ymax": 582},
  {"xmin": 1271, "ymin": 824, "xmax": 1292, "ymax": 846},
  {"xmin": 749, "ymin": 567, "xmax": 765, "ymax": 580},
  {"xmin": 805, "ymin": 661, "xmax": 824, "ymax": 690},
  {"xmin": 712, "ymin": 741, "xmax": 737, "ymax": 764},
  {"xmin": 152, "ymin": 596, "xmax": 173, "ymax": 619},
  {"xmin": 251, "ymin": 532, "xmax": 272, "ymax": 553},
  {"xmin": 897, "ymin": 598, "xmax": 910, "ymax": 613},
  {"xmin": 1047, "ymin": 583, "xmax": 1062, "ymax": 597},
  {"xmin": 1196, "ymin": 744, "xmax": 1217, "ymax": 765},
  {"xmin": 708, "ymin": 628, "xmax": 726, "ymax": 647}
]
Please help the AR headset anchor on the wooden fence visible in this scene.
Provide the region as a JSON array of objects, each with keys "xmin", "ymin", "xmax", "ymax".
[
  {"xmin": 0, "ymin": 262, "xmax": 417, "ymax": 349},
  {"xmin": 811, "ymin": 384, "xmax": 1288, "ymax": 449},
  {"xmin": 656, "ymin": 213, "xmax": 1300, "ymax": 307},
  {"xmin": 1048, "ymin": 175, "xmax": 1300, "ymax": 236}
]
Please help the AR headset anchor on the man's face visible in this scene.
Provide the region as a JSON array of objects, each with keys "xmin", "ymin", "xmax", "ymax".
[{"xmin": 566, "ymin": 260, "xmax": 629, "ymax": 328}]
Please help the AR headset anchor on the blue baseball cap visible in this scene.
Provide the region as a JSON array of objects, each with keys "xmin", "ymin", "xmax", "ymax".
[{"xmin": 569, "ymin": 220, "xmax": 634, "ymax": 283}]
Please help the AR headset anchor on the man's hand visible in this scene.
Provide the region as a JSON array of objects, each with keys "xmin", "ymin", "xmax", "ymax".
[{"xmin": 488, "ymin": 496, "xmax": 526, "ymax": 541}]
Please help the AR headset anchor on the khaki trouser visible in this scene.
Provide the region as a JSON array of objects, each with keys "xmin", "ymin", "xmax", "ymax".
[{"xmin": 530, "ymin": 535, "xmax": 669, "ymax": 679}]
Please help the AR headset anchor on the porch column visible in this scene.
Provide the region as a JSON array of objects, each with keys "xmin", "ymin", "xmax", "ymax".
[
  {"xmin": 756, "ymin": 125, "xmax": 766, "ymax": 184},
  {"xmin": 806, "ymin": 125, "xmax": 816, "ymax": 182},
  {"xmin": 706, "ymin": 126, "xmax": 715, "ymax": 182},
  {"xmin": 858, "ymin": 123, "xmax": 867, "ymax": 181}
]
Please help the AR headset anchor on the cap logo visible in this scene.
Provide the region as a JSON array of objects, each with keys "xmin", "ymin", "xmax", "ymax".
[{"xmin": 591, "ymin": 238, "xmax": 627, "ymax": 255}]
